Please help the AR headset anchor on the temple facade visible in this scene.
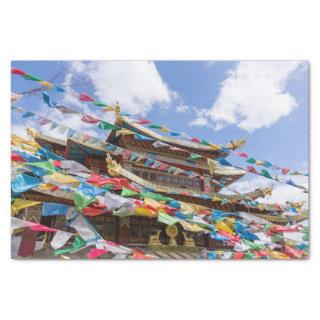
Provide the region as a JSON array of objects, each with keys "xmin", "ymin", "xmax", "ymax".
[{"xmin": 14, "ymin": 110, "xmax": 307, "ymax": 258}]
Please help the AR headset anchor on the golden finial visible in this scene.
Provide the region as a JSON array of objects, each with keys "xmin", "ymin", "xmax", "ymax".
[{"xmin": 26, "ymin": 126, "xmax": 40, "ymax": 140}]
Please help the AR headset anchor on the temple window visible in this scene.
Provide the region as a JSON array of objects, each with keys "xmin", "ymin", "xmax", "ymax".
[
  {"xmin": 165, "ymin": 176, "xmax": 172, "ymax": 184},
  {"xmin": 180, "ymin": 178, "xmax": 187, "ymax": 186},
  {"xmin": 150, "ymin": 172, "xmax": 157, "ymax": 181},
  {"xmin": 141, "ymin": 170, "xmax": 149, "ymax": 180},
  {"xmin": 187, "ymin": 179, "xmax": 194, "ymax": 187},
  {"xmin": 173, "ymin": 177, "xmax": 179, "ymax": 184},
  {"xmin": 130, "ymin": 217, "xmax": 152, "ymax": 244},
  {"xmin": 133, "ymin": 168, "xmax": 141, "ymax": 176},
  {"xmin": 158, "ymin": 175, "xmax": 165, "ymax": 182}
]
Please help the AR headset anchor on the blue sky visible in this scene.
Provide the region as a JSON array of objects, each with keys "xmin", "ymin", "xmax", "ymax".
[{"xmin": 11, "ymin": 60, "xmax": 309, "ymax": 205}]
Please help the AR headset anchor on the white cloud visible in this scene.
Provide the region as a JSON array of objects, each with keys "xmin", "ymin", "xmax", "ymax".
[
  {"xmin": 191, "ymin": 61, "xmax": 306, "ymax": 132},
  {"xmin": 222, "ymin": 175, "xmax": 309, "ymax": 209},
  {"xmin": 176, "ymin": 105, "xmax": 189, "ymax": 113},
  {"xmin": 64, "ymin": 61, "xmax": 174, "ymax": 116}
]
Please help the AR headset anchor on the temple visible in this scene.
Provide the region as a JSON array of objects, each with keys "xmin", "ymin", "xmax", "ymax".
[{"xmin": 13, "ymin": 105, "xmax": 307, "ymax": 259}]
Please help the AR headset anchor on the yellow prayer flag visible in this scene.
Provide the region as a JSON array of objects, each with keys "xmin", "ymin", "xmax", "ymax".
[
  {"xmin": 144, "ymin": 197, "xmax": 163, "ymax": 209},
  {"xmin": 103, "ymin": 106, "xmax": 115, "ymax": 112},
  {"xmin": 256, "ymin": 160, "xmax": 264, "ymax": 166},
  {"xmin": 179, "ymin": 221, "xmax": 204, "ymax": 233},
  {"xmin": 209, "ymin": 144, "xmax": 220, "ymax": 151},
  {"xmin": 45, "ymin": 172, "xmax": 80, "ymax": 188},
  {"xmin": 40, "ymin": 81, "xmax": 53, "ymax": 89},
  {"xmin": 11, "ymin": 199, "xmax": 42, "ymax": 215},
  {"xmin": 11, "ymin": 134, "xmax": 41, "ymax": 151},
  {"xmin": 269, "ymin": 250, "xmax": 290, "ymax": 260},
  {"xmin": 215, "ymin": 220, "xmax": 235, "ymax": 235},
  {"xmin": 39, "ymin": 183, "xmax": 57, "ymax": 190},
  {"xmin": 207, "ymin": 158, "xmax": 216, "ymax": 175},
  {"xmin": 134, "ymin": 206, "xmax": 156, "ymax": 217},
  {"xmin": 160, "ymin": 127, "xmax": 170, "ymax": 133},
  {"xmin": 212, "ymin": 196, "xmax": 221, "ymax": 202}
]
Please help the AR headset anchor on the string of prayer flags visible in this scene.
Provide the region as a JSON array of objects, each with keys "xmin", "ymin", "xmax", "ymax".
[
  {"xmin": 14, "ymin": 70, "xmax": 309, "ymax": 179},
  {"xmin": 12, "ymin": 105, "xmax": 309, "ymax": 192}
]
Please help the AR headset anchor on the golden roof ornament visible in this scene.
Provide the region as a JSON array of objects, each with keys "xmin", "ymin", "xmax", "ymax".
[
  {"xmin": 114, "ymin": 102, "xmax": 122, "ymax": 120},
  {"xmin": 106, "ymin": 153, "xmax": 121, "ymax": 177},
  {"xmin": 26, "ymin": 126, "xmax": 40, "ymax": 139},
  {"xmin": 230, "ymin": 137, "xmax": 247, "ymax": 149}
]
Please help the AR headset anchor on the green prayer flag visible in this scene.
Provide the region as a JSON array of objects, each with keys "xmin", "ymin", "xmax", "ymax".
[
  {"xmin": 72, "ymin": 192, "xmax": 95, "ymax": 210},
  {"xmin": 26, "ymin": 160, "xmax": 56, "ymax": 172},
  {"xmin": 246, "ymin": 157, "xmax": 256, "ymax": 164},
  {"xmin": 55, "ymin": 236, "xmax": 86, "ymax": 256},
  {"xmin": 168, "ymin": 166, "xmax": 177, "ymax": 174},
  {"xmin": 243, "ymin": 239, "xmax": 265, "ymax": 250},
  {"xmin": 121, "ymin": 188, "xmax": 139, "ymax": 197},
  {"xmin": 261, "ymin": 169, "xmax": 272, "ymax": 179},
  {"xmin": 271, "ymin": 235, "xmax": 283, "ymax": 243},
  {"xmin": 188, "ymin": 153, "xmax": 202, "ymax": 161},
  {"xmin": 302, "ymin": 234, "xmax": 309, "ymax": 241},
  {"xmin": 98, "ymin": 120, "xmax": 121, "ymax": 130},
  {"xmin": 148, "ymin": 124, "xmax": 163, "ymax": 129},
  {"xmin": 101, "ymin": 184, "xmax": 113, "ymax": 190},
  {"xmin": 245, "ymin": 252, "xmax": 254, "ymax": 259},
  {"xmin": 93, "ymin": 100, "xmax": 107, "ymax": 107},
  {"xmin": 201, "ymin": 139, "xmax": 211, "ymax": 146},
  {"xmin": 141, "ymin": 191, "xmax": 172, "ymax": 202},
  {"xmin": 158, "ymin": 212, "xmax": 179, "ymax": 226},
  {"xmin": 22, "ymin": 74, "xmax": 42, "ymax": 82}
]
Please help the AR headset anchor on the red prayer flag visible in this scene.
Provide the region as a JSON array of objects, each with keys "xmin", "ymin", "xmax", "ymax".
[
  {"xmin": 282, "ymin": 168, "xmax": 290, "ymax": 175},
  {"xmin": 233, "ymin": 252, "xmax": 245, "ymax": 260},
  {"xmin": 81, "ymin": 114, "xmax": 99, "ymax": 124},
  {"xmin": 158, "ymin": 163, "xmax": 170, "ymax": 171},
  {"xmin": 11, "ymin": 68, "xmax": 27, "ymax": 76},
  {"xmin": 284, "ymin": 246, "xmax": 303, "ymax": 258},
  {"xmin": 79, "ymin": 93, "xmax": 94, "ymax": 102},
  {"xmin": 236, "ymin": 152, "xmax": 249, "ymax": 158},
  {"xmin": 83, "ymin": 207, "xmax": 108, "ymax": 216},
  {"xmin": 53, "ymin": 160, "xmax": 61, "ymax": 167},
  {"xmin": 136, "ymin": 119, "xmax": 151, "ymax": 125},
  {"xmin": 87, "ymin": 248, "xmax": 108, "ymax": 259},
  {"xmin": 247, "ymin": 166, "xmax": 258, "ymax": 174},
  {"xmin": 87, "ymin": 173, "xmax": 111, "ymax": 187},
  {"xmin": 38, "ymin": 118, "xmax": 51, "ymax": 126},
  {"xmin": 191, "ymin": 138, "xmax": 201, "ymax": 143},
  {"xmin": 132, "ymin": 252, "xmax": 153, "ymax": 260},
  {"xmin": 11, "ymin": 152, "xmax": 27, "ymax": 163}
]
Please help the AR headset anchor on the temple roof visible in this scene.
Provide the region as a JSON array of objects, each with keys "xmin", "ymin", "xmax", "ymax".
[
  {"xmin": 35, "ymin": 133, "xmax": 246, "ymax": 189},
  {"xmin": 107, "ymin": 115, "xmax": 246, "ymax": 158}
]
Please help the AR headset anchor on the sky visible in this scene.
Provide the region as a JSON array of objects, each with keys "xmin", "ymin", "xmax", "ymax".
[{"xmin": 11, "ymin": 60, "xmax": 309, "ymax": 207}]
